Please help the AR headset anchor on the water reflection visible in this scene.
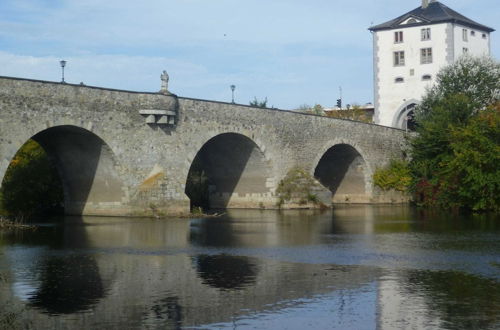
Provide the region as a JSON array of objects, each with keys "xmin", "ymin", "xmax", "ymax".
[
  {"xmin": 28, "ymin": 255, "xmax": 105, "ymax": 314},
  {"xmin": 406, "ymin": 269, "xmax": 500, "ymax": 329},
  {"xmin": 378, "ymin": 268, "xmax": 500, "ymax": 330},
  {"xmin": 2, "ymin": 218, "xmax": 108, "ymax": 315},
  {"xmin": 142, "ymin": 296, "xmax": 182, "ymax": 330},
  {"xmin": 194, "ymin": 254, "xmax": 258, "ymax": 290},
  {"xmin": 190, "ymin": 209, "xmax": 335, "ymax": 247},
  {"xmin": 0, "ymin": 206, "xmax": 498, "ymax": 329}
]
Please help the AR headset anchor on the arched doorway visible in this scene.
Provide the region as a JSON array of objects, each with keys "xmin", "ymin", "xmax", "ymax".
[
  {"xmin": 0, "ymin": 125, "xmax": 125, "ymax": 216},
  {"xmin": 314, "ymin": 144, "xmax": 368, "ymax": 203},
  {"xmin": 393, "ymin": 102, "xmax": 418, "ymax": 131},
  {"xmin": 185, "ymin": 133, "xmax": 272, "ymax": 210}
]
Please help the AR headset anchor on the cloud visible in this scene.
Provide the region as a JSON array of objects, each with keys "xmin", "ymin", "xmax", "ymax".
[{"xmin": 0, "ymin": 0, "xmax": 497, "ymax": 109}]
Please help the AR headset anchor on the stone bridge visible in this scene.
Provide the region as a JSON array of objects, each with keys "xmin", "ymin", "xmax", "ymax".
[{"xmin": 0, "ymin": 76, "xmax": 408, "ymax": 216}]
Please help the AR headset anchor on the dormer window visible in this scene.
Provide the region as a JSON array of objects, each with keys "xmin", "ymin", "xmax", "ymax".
[
  {"xmin": 421, "ymin": 28, "xmax": 431, "ymax": 41},
  {"xmin": 395, "ymin": 77, "xmax": 405, "ymax": 83},
  {"xmin": 407, "ymin": 18, "xmax": 417, "ymax": 24},
  {"xmin": 394, "ymin": 31, "xmax": 403, "ymax": 43}
]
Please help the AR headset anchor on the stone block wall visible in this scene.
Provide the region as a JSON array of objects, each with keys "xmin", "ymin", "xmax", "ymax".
[{"xmin": 0, "ymin": 77, "xmax": 410, "ymax": 216}]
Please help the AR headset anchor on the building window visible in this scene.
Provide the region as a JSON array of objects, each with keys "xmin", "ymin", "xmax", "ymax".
[
  {"xmin": 410, "ymin": 69, "xmax": 415, "ymax": 76},
  {"xmin": 462, "ymin": 29, "xmax": 468, "ymax": 41},
  {"xmin": 394, "ymin": 51, "xmax": 405, "ymax": 66},
  {"xmin": 394, "ymin": 31, "xmax": 403, "ymax": 43},
  {"xmin": 421, "ymin": 28, "xmax": 431, "ymax": 41},
  {"xmin": 395, "ymin": 77, "xmax": 404, "ymax": 83},
  {"xmin": 420, "ymin": 48, "xmax": 433, "ymax": 64},
  {"xmin": 471, "ymin": 30, "xmax": 475, "ymax": 36},
  {"xmin": 482, "ymin": 33, "xmax": 487, "ymax": 39},
  {"xmin": 408, "ymin": 18, "xmax": 417, "ymax": 24},
  {"xmin": 422, "ymin": 74, "xmax": 432, "ymax": 81},
  {"xmin": 463, "ymin": 47, "xmax": 468, "ymax": 54}
]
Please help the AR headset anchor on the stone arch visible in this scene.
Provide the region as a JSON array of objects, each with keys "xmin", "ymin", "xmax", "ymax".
[
  {"xmin": 0, "ymin": 125, "xmax": 126, "ymax": 216},
  {"xmin": 184, "ymin": 132, "xmax": 274, "ymax": 209},
  {"xmin": 312, "ymin": 140, "xmax": 373, "ymax": 203},
  {"xmin": 392, "ymin": 99, "xmax": 419, "ymax": 130}
]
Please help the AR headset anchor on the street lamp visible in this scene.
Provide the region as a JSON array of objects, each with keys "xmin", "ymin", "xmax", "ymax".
[
  {"xmin": 60, "ymin": 60, "xmax": 67, "ymax": 83},
  {"xmin": 230, "ymin": 85, "xmax": 236, "ymax": 103}
]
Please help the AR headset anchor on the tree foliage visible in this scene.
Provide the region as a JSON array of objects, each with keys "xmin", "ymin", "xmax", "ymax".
[
  {"xmin": 325, "ymin": 104, "xmax": 373, "ymax": 123},
  {"xmin": 410, "ymin": 56, "xmax": 500, "ymax": 211},
  {"xmin": 249, "ymin": 97, "xmax": 268, "ymax": 108},
  {"xmin": 295, "ymin": 104, "xmax": 324, "ymax": 115},
  {"xmin": 373, "ymin": 160, "xmax": 412, "ymax": 192},
  {"xmin": 416, "ymin": 55, "xmax": 500, "ymax": 123},
  {"xmin": 0, "ymin": 140, "xmax": 64, "ymax": 216}
]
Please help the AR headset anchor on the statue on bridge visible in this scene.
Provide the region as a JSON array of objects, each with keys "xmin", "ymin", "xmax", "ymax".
[{"xmin": 160, "ymin": 70, "xmax": 170, "ymax": 94}]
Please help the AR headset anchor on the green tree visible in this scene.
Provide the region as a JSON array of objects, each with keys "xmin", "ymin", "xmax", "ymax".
[
  {"xmin": 249, "ymin": 97, "xmax": 268, "ymax": 108},
  {"xmin": 410, "ymin": 56, "xmax": 500, "ymax": 211},
  {"xmin": 0, "ymin": 140, "xmax": 64, "ymax": 216},
  {"xmin": 312, "ymin": 104, "xmax": 324, "ymax": 115},
  {"xmin": 416, "ymin": 55, "xmax": 500, "ymax": 123}
]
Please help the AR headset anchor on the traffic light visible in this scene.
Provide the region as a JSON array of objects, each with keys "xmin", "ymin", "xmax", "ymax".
[{"xmin": 336, "ymin": 98, "xmax": 342, "ymax": 108}]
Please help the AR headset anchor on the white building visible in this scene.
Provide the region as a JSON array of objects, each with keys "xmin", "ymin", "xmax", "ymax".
[{"xmin": 369, "ymin": 0, "xmax": 494, "ymax": 129}]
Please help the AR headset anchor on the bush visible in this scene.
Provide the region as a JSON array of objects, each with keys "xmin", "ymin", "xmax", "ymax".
[
  {"xmin": 373, "ymin": 160, "xmax": 411, "ymax": 192},
  {"xmin": 275, "ymin": 167, "xmax": 324, "ymax": 207}
]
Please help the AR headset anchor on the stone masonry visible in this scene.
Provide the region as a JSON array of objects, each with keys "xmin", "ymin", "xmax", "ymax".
[{"xmin": 0, "ymin": 76, "xmax": 409, "ymax": 216}]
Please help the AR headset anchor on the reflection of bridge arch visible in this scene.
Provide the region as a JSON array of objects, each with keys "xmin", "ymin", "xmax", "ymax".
[
  {"xmin": 392, "ymin": 99, "xmax": 419, "ymax": 130},
  {"xmin": 1, "ymin": 125, "xmax": 126, "ymax": 215},
  {"xmin": 185, "ymin": 132, "xmax": 274, "ymax": 210},
  {"xmin": 313, "ymin": 140, "xmax": 373, "ymax": 203}
]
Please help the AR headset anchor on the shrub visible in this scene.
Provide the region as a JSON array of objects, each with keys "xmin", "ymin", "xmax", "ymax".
[
  {"xmin": 373, "ymin": 160, "xmax": 411, "ymax": 192},
  {"xmin": 275, "ymin": 167, "xmax": 324, "ymax": 207}
]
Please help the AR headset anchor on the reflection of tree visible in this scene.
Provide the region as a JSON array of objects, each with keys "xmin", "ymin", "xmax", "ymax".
[
  {"xmin": 143, "ymin": 296, "xmax": 183, "ymax": 330},
  {"xmin": 406, "ymin": 270, "xmax": 500, "ymax": 329},
  {"xmin": 29, "ymin": 254, "xmax": 105, "ymax": 314},
  {"xmin": 194, "ymin": 254, "xmax": 258, "ymax": 290}
]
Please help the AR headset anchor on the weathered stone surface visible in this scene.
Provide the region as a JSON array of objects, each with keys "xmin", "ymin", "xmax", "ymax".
[{"xmin": 0, "ymin": 77, "xmax": 410, "ymax": 216}]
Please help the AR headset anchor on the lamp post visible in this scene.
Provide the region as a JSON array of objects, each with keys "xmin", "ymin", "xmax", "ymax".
[
  {"xmin": 60, "ymin": 60, "xmax": 67, "ymax": 83},
  {"xmin": 230, "ymin": 85, "xmax": 235, "ymax": 103}
]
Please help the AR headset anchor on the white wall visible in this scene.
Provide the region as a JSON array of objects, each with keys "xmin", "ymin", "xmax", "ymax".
[
  {"xmin": 374, "ymin": 23, "xmax": 449, "ymax": 127},
  {"xmin": 374, "ymin": 22, "xmax": 491, "ymax": 128},
  {"xmin": 452, "ymin": 24, "xmax": 491, "ymax": 59}
]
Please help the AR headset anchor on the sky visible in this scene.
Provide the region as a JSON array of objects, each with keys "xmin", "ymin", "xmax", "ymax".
[{"xmin": 0, "ymin": 0, "xmax": 498, "ymax": 109}]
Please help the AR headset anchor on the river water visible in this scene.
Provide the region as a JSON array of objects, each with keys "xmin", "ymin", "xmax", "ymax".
[{"xmin": 0, "ymin": 205, "xmax": 499, "ymax": 329}]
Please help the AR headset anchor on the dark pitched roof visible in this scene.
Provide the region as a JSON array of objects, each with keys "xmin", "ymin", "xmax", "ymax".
[{"xmin": 369, "ymin": 1, "xmax": 494, "ymax": 32}]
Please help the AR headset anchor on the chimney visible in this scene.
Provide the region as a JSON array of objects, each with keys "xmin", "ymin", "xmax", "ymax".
[{"xmin": 423, "ymin": 0, "xmax": 437, "ymax": 8}]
